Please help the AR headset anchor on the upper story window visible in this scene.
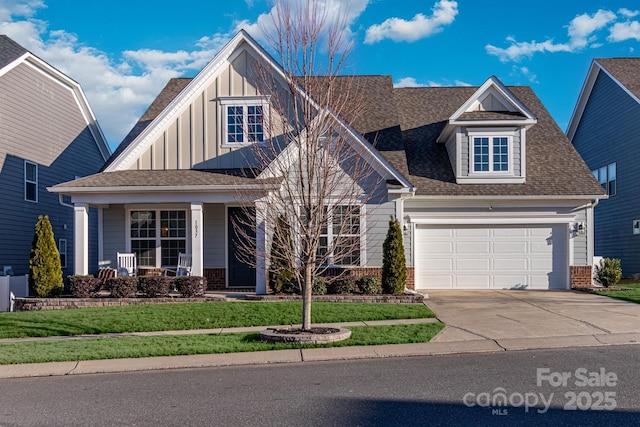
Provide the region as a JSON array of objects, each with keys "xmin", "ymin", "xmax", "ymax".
[
  {"xmin": 221, "ymin": 98, "xmax": 269, "ymax": 145},
  {"xmin": 24, "ymin": 161, "xmax": 38, "ymax": 202},
  {"xmin": 592, "ymin": 162, "xmax": 616, "ymax": 196},
  {"xmin": 472, "ymin": 136, "xmax": 510, "ymax": 172}
]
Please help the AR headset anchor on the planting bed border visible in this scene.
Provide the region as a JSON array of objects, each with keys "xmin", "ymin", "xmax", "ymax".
[{"xmin": 247, "ymin": 294, "xmax": 424, "ymax": 303}]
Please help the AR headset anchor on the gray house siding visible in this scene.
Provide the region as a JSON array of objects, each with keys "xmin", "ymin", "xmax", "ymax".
[
  {"xmin": 0, "ymin": 61, "xmax": 106, "ymax": 278},
  {"xmin": 458, "ymin": 128, "xmax": 521, "ymax": 178},
  {"xmin": 363, "ymin": 200, "xmax": 395, "ymax": 266},
  {"xmin": 572, "ymin": 71, "xmax": 640, "ymax": 274}
]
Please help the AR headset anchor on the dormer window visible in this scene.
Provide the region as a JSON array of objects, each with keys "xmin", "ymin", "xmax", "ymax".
[{"xmin": 220, "ymin": 97, "xmax": 269, "ymax": 146}]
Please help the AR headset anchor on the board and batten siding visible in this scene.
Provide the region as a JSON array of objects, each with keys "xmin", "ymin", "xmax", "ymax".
[
  {"xmin": 572, "ymin": 70, "xmax": 640, "ymax": 275},
  {"xmin": 130, "ymin": 49, "xmax": 285, "ymax": 171},
  {"xmin": 0, "ymin": 61, "xmax": 105, "ymax": 277}
]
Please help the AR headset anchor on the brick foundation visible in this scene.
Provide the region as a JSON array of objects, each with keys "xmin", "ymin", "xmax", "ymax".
[
  {"xmin": 204, "ymin": 268, "xmax": 226, "ymax": 291},
  {"xmin": 319, "ymin": 266, "xmax": 415, "ymax": 291},
  {"xmin": 571, "ymin": 265, "xmax": 593, "ymax": 288}
]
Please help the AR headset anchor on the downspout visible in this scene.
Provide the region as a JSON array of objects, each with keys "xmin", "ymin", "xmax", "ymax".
[{"xmin": 58, "ymin": 194, "xmax": 74, "ymax": 208}]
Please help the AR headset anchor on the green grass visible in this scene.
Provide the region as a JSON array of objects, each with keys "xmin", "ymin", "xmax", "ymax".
[
  {"xmin": 597, "ymin": 282, "xmax": 640, "ymax": 304},
  {"xmin": 0, "ymin": 323, "xmax": 445, "ymax": 365},
  {"xmin": 0, "ymin": 302, "xmax": 435, "ymax": 339}
]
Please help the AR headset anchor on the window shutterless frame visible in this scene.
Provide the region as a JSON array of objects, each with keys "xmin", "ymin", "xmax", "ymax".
[
  {"xmin": 220, "ymin": 97, "xmax": 269, "ymax": 147},
  {"xmin": 24, "ymin": 160, "xmax": 38, "ymax": 202},
  {"xmin": 59, "ymin": 239, "xmax": 67, "ymax": 268}
]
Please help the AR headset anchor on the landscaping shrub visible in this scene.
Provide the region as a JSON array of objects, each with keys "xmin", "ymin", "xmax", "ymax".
[
  {"xmin": 329, "ymin": 276, "xmax": 356, "ymax": 294},
  {"xmin": 138, "ymin": 276, "xmax": 172, "ymax": 298},
  {"xmin": 312, "ymin": 276, "xmax": 327, "ymax": 295},
  {"xmin": 358, "ymin": 275, "xmax": 380, "ymax": 295},
  {"xmin": 107, "ymin": 277, "xmax": 138, "ymax": 298},
  {"xmin": 382, "ymin": 216, "xmax": 406, "ymax": 295},
  {"xmin": 29, "ymin": 215, "xmax": 64, "ymax": 297},
  {"xmin": 594, "ymin": 258, "xmax": 622, "ymax": 288},
  {"xmin": 268, "ymin": 215, "xmax": 295, "ymax": 293},
  {"xmin": 68, "ymin": 275, "xmax": 101, "ymax": 298},
  {"xmin": 175, "ymin": 276, "xmax": 207, "ymax": 297}
]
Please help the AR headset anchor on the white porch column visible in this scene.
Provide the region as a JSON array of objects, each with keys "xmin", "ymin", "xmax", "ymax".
[
  {"xmin": 74, "ymin": 203, "xmax": 89, "ymax": 276},
  {"xmin": 255, "ymin": 199, "xmax": 267, "ymax": 295},
  {"xmin": 191, "ymin": 202, "xmax": 204, "ymax": 277}
]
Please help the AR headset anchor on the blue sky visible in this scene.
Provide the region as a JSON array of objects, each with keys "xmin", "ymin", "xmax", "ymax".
[{"xmin": 2, "ymin": 0, "xmax": 640, "ymax": 150}]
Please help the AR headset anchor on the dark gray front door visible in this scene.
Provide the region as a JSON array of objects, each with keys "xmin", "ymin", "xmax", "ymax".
[{"xmin": 227, "ymin": 207, "xmax": 256, "ymax": 287}]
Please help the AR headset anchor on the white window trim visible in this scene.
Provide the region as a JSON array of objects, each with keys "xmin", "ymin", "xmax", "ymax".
[
  {"xmin": 24, "ymin": 160, "xmax": 38, "ymax": 203},
  {"xmin": 59, "ymin": 239, "xmax": 67, "ymax": 268},
  {"xmin": 220, "ymin": 97, "xmax": 270, "ymax": 147},
  {"xmin": 468, "ymin": 129, "xmax": 515, "ymax": 176},
  {"xmin": 125, "ymin": 206, "xmax": 191, "ymax": 268},
  {"xmin": 591, "ymin": 162, "xmax": 616, "ymax": 196},
  {"xmin": 633, "ymin": 220, "xmax": 640, "ymax": 236},
  {"xmin": 308, "ymin": 202, "xmax": 364, "ymax": 268}
]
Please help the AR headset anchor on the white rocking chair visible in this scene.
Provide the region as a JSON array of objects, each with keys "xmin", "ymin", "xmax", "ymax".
[
  {"xmin": 164, "ymin": 253, "xmax": 192, "ymax": 277},
  {"xmin": 116, "ymin": 252, "xmax": 137, "ymax": 277}
]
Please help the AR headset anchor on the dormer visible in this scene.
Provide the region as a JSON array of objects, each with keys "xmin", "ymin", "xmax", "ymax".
[{"xmin": 437, "ymin": 76, "xmax": 537, "ymax": 184}]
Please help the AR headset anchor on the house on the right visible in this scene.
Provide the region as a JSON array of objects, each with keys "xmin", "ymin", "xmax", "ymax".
[{"xmin": 568, "ymin": 58, "xmax": 640, "ymax": 275}]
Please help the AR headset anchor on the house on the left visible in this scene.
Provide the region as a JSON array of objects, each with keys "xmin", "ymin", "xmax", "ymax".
[{"xmin": 0, "ymin": 35, "xmax": 111, "ymax": 279}]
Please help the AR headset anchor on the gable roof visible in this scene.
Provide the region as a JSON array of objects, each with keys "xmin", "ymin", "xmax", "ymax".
[
  {"xmin": 567, "ymin": 57, "xmax": 640, "ymax": 140},
  {"xmin": 0, "ymin": 34, "xmax": 111, "ymax": 161}
]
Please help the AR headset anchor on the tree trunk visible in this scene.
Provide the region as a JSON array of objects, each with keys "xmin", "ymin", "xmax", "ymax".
[{"xmin": 301, "ymin": 263, "xmax": 313, "ymax": 331}]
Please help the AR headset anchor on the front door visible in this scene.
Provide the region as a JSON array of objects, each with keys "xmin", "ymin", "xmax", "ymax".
[{"xmin": 227, "ymin": 207, "xmax": 256, "ymax": 287}]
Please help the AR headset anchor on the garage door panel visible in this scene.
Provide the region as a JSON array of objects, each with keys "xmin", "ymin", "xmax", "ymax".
[
  {"xmin": 456, "ymin": 242, "xmax": 490, "ymax": 254},
  {"xmin": 456, "ymin": 259, "xmax": 490, "ymax": 271},
  {"xmin": 493, "ymin": 241, "xmax": 527, "ymax": 254},
  {"xmin": 415, "ymin": 224, "xmax": 567, "ymax": 290},
  {"xmin": 494, "ymin": 259, "xmax": 527, "ymax": 271}
]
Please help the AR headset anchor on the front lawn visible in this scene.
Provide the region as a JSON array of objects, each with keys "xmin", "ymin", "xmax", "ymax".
[
  {"xmin": 0, "ymin": 302, "xmax": 435, "ymax": 339},
  {"xmin": 0, "ymin": 323, "xmax": 445, "ymax": 365},
  {"xmin": 597, "ymin": 282, "xmax": 640, "ymax": 304}
]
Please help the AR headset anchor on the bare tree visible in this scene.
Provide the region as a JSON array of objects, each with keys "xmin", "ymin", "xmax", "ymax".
[{"xmin": 234, "ymin": 0, "xmax": 383, "ymax": 331}]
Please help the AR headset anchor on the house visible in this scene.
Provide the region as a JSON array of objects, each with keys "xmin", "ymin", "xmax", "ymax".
[
  {"xmin": 0, "ymin": 35, "xmax": 110, "ymax": 280},
  {"xmin": 567, "ymin": 58, "xmax": 640, "ymax": 276},
  {"xmin": 50, "ymin": 31, "xmax": 604, "ymax": 293}
]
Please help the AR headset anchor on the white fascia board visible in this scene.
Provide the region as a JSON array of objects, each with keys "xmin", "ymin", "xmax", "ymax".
[
  {"xmin": 408, "ymin": 194, "xmax": 607, "ymax": 201},
  {"xmin": 449, "ymin": 76, "xmax": 537, "ymax": 122},
  {"xmin": 48, "ymin": 183, "xmax": 279, "ymax": 194},
  {"xmin": 409, "ymin": 214, "xmax": 576, "ymax": 225},
  {"xmin": 0, "ymin": 52, "xmax": 29, "ymax": 77}
]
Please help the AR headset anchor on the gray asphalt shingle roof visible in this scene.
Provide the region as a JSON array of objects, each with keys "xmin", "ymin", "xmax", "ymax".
[
  {"xmin": 98, "ymin": 73, "xmax": 603, "ymax": 198},
  {"xmin": 0, "ymin": 35, "xmax": 28, "ymax": 69},
  {"xmin": 597, "ymin": 58, "xmax": 640, "ymax": 101}
]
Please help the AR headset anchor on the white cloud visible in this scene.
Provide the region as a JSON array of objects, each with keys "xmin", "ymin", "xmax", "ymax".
[
  {"xmin": 619, "ymin": 8, "xmax": 640, "ymax": 18},
  {"xmin": 609, "ymin": 21, "xmax": 640, "ymax": 42},
  {"xmin": 393, "ymin": 77, "xmax": 470, "ymax": 88},
  {"xmin": 0, "ymin": 1, "xmax": 236, "ymax": 148},
  {"xmin": 512, "ymin": 66, "xmax": 538, "ymax": 84},
  {"xmin": 364, "ymin": 0, "xmax": 457, "ymax": 44},
  {"xmin": 486, "ymin": 9, "xmax": 617, "ymax": 62}
]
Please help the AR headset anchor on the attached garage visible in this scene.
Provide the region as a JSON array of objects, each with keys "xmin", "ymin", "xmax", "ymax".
[{"xmin": 414, "ymin": 224, "xmax": 568, "ymax": 290}]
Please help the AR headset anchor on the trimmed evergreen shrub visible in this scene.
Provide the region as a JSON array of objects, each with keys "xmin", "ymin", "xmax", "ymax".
[
  {"xmin": 138, "ymin": 276, "xmax": 172, "ymax": 297},
  {"xmin": 268, "ymin": 215, "xmax": 295, "ymax": 293},
  {"xmin": 358, "ymin": 275, "xmax": 380, "ymax": 295},
  {"xmin": 382, "ymin": 216, "xmax": 407, "ymax": 295},
  {"xmin": 175, "ymin": 276, "xmax": 206, "ymax": 297},
  {"xmin": 29, "ymin": 215, "xmax": 64, "ymax": 297},
  {"xmin": 312, "ymin": 276, "xmax": 327, "ymax": 295},
  {"xmin": 328, "ymin": 276, "xmax": 356, "ymax": 294},
  {"xmin": 594, "ymin": 258, "xmax": 622, "ymax": 288},
  {"xmin": 68, "ymin": 275, "xmax": 101, "ymax": 298},
  {"xmin": 107, "ymin": 277, "xmax": 138, "ymax": 298}
]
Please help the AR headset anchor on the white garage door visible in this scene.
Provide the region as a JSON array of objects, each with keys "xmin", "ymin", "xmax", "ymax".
[{"xmin": 415, "ymin": 224, "xmax": 567, "ymax": 290}]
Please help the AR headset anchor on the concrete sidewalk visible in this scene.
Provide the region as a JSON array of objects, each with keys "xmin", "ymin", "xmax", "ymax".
[{"xmin": 2, "ymin": 290, "xmax": 640, "ymax": 379}]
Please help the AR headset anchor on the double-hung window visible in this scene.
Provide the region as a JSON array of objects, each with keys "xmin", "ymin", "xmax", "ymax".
[
  {"xmin": 59, "ymin": 239, "xmax": 67, "ymax": 268},
  {"xmin": 316, "ymin": 205, "xmax": 361, "ymax": 266},
  {"xmin": 24, "ymin": 161, "xmax": 38, "ymax": 202},
  {"xmin": 221, "ymin": 98, "xmax": 269, "ymax": 145},
  {"xmin": 592, "ymin": 162, "xmax": 616, "ymax": 196},
  {"xmin": 472, "ymin": 136, "xmax": 510, "ymax": 173},
  {"xmin": 130, "ymin": 210, "xmax": 187, "ymax": 267}
]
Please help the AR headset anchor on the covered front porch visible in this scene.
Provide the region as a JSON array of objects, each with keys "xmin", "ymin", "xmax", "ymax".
[{"xmin": 49, "ymin": 169, "xmax": 280, "ymax": 295}]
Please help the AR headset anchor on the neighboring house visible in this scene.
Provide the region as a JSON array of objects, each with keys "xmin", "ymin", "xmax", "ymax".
[
  {"xmin": 51, "ymin": 31, "xmax": 604, "ymax": 293},
  {"xmin": 0, "ymin": 35, "xmax": 110, "ymax": 279},
  {"xmin": 568, "ymin": 58, "xmax": 640, "ymax": 276}
]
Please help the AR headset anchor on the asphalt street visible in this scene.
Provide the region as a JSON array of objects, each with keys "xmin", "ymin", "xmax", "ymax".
[{"xmin": 0, "ymin": 345, "xmax": 638, "ymax": 426}]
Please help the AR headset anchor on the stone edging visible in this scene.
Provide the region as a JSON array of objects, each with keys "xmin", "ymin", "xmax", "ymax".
[
  {"xmin": 247, "ymin": 294, "xmax": 424, "ymax": 303},
  {"xmin": 13, "ymin": 296, "xmax": 221, "ymax": 311}
]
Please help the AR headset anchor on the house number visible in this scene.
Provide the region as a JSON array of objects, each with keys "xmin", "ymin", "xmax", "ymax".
[{"xmin": 194, "ymin": 220, "xmax": 198, "ymax": 238}]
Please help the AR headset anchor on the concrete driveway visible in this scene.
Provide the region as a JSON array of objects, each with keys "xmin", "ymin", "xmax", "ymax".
[{"xmin": 426, "ymin": 290, "xmax": 640, "ymax": 350}]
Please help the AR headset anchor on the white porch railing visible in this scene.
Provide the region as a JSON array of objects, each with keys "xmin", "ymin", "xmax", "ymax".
[{"xmin": 0, "ymin": 275, "xmax": 28, "ymax": 312}]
